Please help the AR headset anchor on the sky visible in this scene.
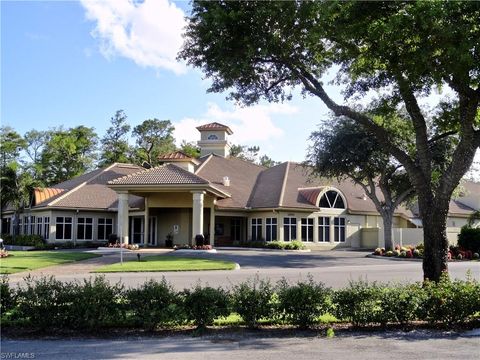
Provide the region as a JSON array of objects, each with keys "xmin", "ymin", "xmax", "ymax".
[{"xmin": 1, "ymin": 0, "xmax": 479, "ymax": 171}]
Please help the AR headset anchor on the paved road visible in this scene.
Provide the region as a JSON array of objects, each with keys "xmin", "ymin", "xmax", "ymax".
[
  {"xmin": 6, "ymin": 249, "xmax": 479, "ymax": 290},
  {"xmin": 2, "ymin": 331, "xmax": 479, "ymax": 360}
]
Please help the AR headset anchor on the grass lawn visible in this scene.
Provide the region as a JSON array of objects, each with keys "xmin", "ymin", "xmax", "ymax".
[
  {"xmin": 94, "ymin": 255, "xmax": 237, "ymax": 272},
  {"xmin": 0, "ymin": 251, "xmax": 101, "ymax": 274}
]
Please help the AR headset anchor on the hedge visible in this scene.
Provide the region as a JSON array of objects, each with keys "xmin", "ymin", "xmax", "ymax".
[
  {"xmin": 458, "ymin": 227, "xmax": 480, "ymax": 253},
  {"xmin": 1, "ymin": 274, "xmax": 479, "ymax": 331}
]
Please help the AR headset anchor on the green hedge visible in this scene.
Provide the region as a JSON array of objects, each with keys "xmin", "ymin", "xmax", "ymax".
[
  {"xmin": 1, "ymin": 274, "xmax": 479, "ymax": 331},
  {"xmin": 458, "ymin": 227, "xmax": 480, "ymax": 253},
  {"xmin": 1, "ymin": 234, "xmax": 53, "ymax": 249}
]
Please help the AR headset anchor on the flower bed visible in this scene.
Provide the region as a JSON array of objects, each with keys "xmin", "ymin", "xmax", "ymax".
[
  {"xmin": 373, "ymin": 244, "xmax": 423, "ymax": 259},
  {"xmin": 372, "ymin": 244, "xmax": 479, "ymax": 261},
  {"xmin": 174, "ymin": 244, "xmax": 213, "ymax": 251},
  {"xmin": 107, "ymin": 243, "xmax": 140, "ymax": 250},
  {"xmin": 0, "ymin": 249, "xmax": 9, "ymax": 258}
]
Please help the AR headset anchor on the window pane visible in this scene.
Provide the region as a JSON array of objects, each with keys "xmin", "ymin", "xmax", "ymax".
[
  {"xmin": 77, "ymin": 224, "xmax": 85, "ymax": 240},
  {"xmin": 271, "ymin": 225, "xmax": 277, "ymax": 241},
  {"xmin": 86, "ymin": 224, "xmax": 93, "ymax": 240},
  {"xmin": 65, "ymin": 224, "xmax": 72, "ymax": 239},
  {"xmin": 56, "ymin": 217, "xmax": 63, "ymax": 223},
  {"xmin": 56, "ymin": 224, "xmax": 64, "ymax": 240},
  {"xmin": 335, "ymin": 196, "xmax": 345, "ymax": 209}
]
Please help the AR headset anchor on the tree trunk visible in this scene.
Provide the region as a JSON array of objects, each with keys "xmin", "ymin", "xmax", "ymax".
[
  {"xmin": 418, "ymin": 196, "xmax": 450, "ymax": 281},
  {"xmin": 382, "ymin": 213, "xmax": 394, "ymax": 251}
]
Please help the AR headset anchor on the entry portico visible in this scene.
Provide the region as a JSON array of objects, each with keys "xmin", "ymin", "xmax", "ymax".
[{"xmin": 109, "ymin": 163, "xmax": 230, "ymax": 245}]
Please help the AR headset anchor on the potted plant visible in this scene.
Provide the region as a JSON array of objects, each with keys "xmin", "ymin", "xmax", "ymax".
[{"xmin": 165, "ymin": 233, "xmax": 174, "ymax": 248}]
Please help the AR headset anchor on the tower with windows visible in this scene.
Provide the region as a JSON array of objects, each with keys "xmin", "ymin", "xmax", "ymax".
[{"xmin": 196, "ymin": 122, "xmax": 233, "ymax": 157}]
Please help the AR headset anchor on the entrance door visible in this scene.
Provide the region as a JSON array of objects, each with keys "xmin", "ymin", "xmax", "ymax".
[
  {"xmin": 129, "ymin": 217, "xmax": 144, "ymax": 244},
  {"xmin": 148, "ymin": 216, "xmax": 157, "ymax": 245}
]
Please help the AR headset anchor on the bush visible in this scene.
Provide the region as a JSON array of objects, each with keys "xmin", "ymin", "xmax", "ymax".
[
  {"xmin": 284, "ymin": 241, "xmax": 306, "ymax": 250},
  {"xmin": 265, "ymin": 241, "xmax": 285, "ymax": 250},
  {"xmin": 276, "ymin": 277, "xmax": 331, "ymax": 328},
  {"xmin": 231, "ymin": 277, "xmax": 275, "ymax": 328},
  {"xmin": 183, "ymin": 285, "xmax": 230, "ymax": 329},
  {"xmin": 458, "ymin": 227, "xmax": 480, "ymax": 253},
  {"xmin": 379, "ymin": 284, "xmax": 425, "ymax": 326},
  {"xmin": 68, "ymin": 276, "xmax": 125, "ymax": 329},
  {"xmin": 418, "ymin": 273, "xmax": 480, "ymax": 326},
  {"xmin": 15, "ymin": 276, "xmax": 75, "ymax": 329},
  {"xmin": 333, "ymin": 280, "xmax": 384, "ymax": 326},
  {"xmin": 0, "ymin": 275, "xmax": 15, "ymax": 315},
  {"xmin": 2, "ymin": 234, "xmax": 53, "ymax": 249},
  {"xmin": 126, "ymin": 278, "xmax": 182, "ymax": 330}
]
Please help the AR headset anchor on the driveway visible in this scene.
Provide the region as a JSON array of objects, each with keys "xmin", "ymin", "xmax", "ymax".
[
  {"xmin": 2, "ymin": 330, "xmax": 480, "ymax": 360},
  {"xmin": 5, "ymin": 249, "xmax": 479, "ymax": 290}
]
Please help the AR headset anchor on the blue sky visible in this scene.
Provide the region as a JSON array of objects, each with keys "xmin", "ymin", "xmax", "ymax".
[
  {"xmin": 1, "ymin": 0, "xmax": 478, "ymax": 173},
  {"xmin": 1, "ymin": 0, "xmax": 337, "ymax": 162}
]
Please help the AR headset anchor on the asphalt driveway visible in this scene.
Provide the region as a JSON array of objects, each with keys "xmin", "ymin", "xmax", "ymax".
[{"xmin": 5, "ymin": 249, "xmax": 479, "ymax": 290}]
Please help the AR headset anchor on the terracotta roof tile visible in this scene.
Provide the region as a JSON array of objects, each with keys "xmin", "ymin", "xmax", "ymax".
[
  {"xmin": 158, "ymin": 151, "xmax": 194, "ymax": 161},
  {"xmin": 196, "ymin": 122, "xmax": 233, "ymax": 135},
  {"xmin": 196, "ymin": 155, "xmax": 264, "ymax": 209},
  {"xmin": 109, "ymin": 164, "xmax": 209, "ymax": 185}
]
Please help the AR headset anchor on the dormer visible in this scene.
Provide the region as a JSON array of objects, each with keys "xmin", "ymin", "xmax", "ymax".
[
  {"xmin": 157, "ymin": 151, "xmax": 200, "ymax": 173},
  {"xmin": 196, "ymin": 122, "xmax": 233, "ymax": 157}
]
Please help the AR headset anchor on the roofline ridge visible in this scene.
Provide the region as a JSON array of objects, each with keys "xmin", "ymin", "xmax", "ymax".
[
  {"xmin": 278, "ymin": 162, "xmax": 290, "ymax": 207},
  {"xmin": 195, "ymin": 154, "xmax": 213, "ymax": 174},
  {"xmin": 109, "ymin": 164, "xmax": 164, "ymax": 184},
  {"xmin": 48, "ymin": 163, "xmax": 117, "ymax": 206}
]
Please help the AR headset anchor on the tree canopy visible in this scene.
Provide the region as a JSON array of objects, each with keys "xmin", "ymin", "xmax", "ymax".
[
  {"xmin": 132, "ymin": 119, "xmax": 175, "ymax": 166},
  {"xmin": 99, "ymin": 110, "xmax": 131, "ymax": 167},
  {"xmin": 180, "ymin": 0, "xmax": 480, "ymax": 280}
]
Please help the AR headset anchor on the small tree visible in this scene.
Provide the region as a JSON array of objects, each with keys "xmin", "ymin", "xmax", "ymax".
[
  {"xmin": 132, "ymin": 119, "xmax": 175, "ymax": 166},
  {"xmin": 99, "ymin": 110, "xmax": 131, "ymax": 167},
  {"xmin": 308, "ymin": 118, "xmax": 413, "ymax": 250}
]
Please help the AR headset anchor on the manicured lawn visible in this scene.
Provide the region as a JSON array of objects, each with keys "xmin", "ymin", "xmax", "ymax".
[
  {"xmin": 0, "ymin": 251, "xmax": 101, "ymax": 274},
  {"xmin": 94, "ymin": 255, "xmax": 237, "ymax": 272}
]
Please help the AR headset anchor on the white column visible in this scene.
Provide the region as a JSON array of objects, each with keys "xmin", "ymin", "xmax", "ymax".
[
  {"xmin": 144, "ymin": 197, "xmax": 149, "ymax": 247},
  {"xmin": 313, "ymin": 216, "xmax": 319, "ymax": 243},
  {"xmin": 117, "ymin": 192, "xmax": 129, "ymax": 244},
  {"xmin": 209, "ymin": 206, "xmax": 215, "ymax": 245},
  {"xmin": 192, "ymin": 191, "xmax": 205, "ymax": 245},
  {"xmin": 296, "ymin": 217, "xmax": 302, "ymax": 241},
  {"xmin": 330, "ymin": 216, "xmax": 335, "ymax": 244}
]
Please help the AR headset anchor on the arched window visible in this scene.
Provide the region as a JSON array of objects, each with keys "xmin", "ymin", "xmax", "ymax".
[
  {"xmin": 319, "ymin": 190, "xmax": 345, "ymax": 209},
  {"xmin": 207, "ymin": 134, "xmax": 219, "ymax": 140}
]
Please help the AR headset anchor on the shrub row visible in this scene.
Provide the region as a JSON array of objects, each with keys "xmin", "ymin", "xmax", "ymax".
[
  {"xmin": 458, "ymin": 227, "xmax": 480, "ymax": 253},
  {"xmin": 1, "ymin": 234, "xmax": 53, "ymax": 249},
  {"xmin": 1, "ymin": 274, "xmax": 479, "ymax": 331}
]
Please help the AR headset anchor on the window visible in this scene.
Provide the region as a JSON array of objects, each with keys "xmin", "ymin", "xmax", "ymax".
[
  {"xmin": 334, "ymin": 217, "xmax": 346, "ymax": 242},
  {"xmin": 231, "ymin": 218, "xmax": 241, "ymax": 241},
  {"xmin": 251, "ymin": 218, "xmax": 262, "ymax": 241},
  {"xmin": 19, "ymin": 217, "xmax": 23, "ymax": 235},
  {"xmin": 283, "ymin": 217, "xmax": 297, "ymax": 241},
  {"xmin": 36, "ymin": 217, "xmax": 43, "ymax": 236},
  {"xmin": 30, "ymin": 216, "xmax": 36, "ymax": 235},
  {"xmin": 24, "ymin": 216, "xmax": 29, "ymax": 235},
  {"xmin": 319, "ymin": 190, "xmax": 345, "ymax": 209},
  {"xmin": 77, "ymin": 217, "xmax": 93, "ymax": 240},
  {"xmin": 56, "ymin": 217, "xmax": 72, "ymax": 240},
  {"xmin": 43, "ymin": 217, "xmax": 50, "ymax": 240},
  {"xmin": 1, "ymin": 217, "xmax": 11, "ymax": 235},
  {"xmin": 98, "ymin": 218, "xmax": 113, "ymax": 241},
  {"xmin": 301, "ymin": 218, "xmax": 314, "ymax": 242},
  {"xmin": 266, "ymin": 218, "xmax": 277, "ymax": 242},
  {"xmin": 207, "ymin": 134, "xmax": 219, "ymax": 140},
  {"xmin": 318, "ymin": 217, "xmax": 330, "ymax": 242}
]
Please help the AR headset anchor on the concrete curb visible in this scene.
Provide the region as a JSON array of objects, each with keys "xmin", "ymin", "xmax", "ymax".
[
  {"xmin": 366, "ymin": 254, "xmax": 423, "ymax": 262},
  {"xmin": 215, "ymin": 247, "xmax": 311, "ymax": 253},
  {"xmin": 174, "ymin": 249, "xmax": 217, "ymax": 254}
]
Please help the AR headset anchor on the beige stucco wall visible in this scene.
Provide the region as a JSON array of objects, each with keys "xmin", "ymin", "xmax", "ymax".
[{"xmin": 361, "ymin": 228, "xmax": 380, "ymax": 249}]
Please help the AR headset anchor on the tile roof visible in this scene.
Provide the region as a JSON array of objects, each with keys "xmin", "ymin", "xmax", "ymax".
[
  {"xmin": 109, "ymin": 163, "xmax": 209, "ymax": 185},
  {"xmin": 196, "ymin": 122, "xmax": 233, "ymax": 135},
  {"xmin": 196, "ymin": 154, "xmax": 265, "ymax": 209},
  {"xmin": 34, "ymin": 163, "xmax": 145, "ymax": 210},
  {"xmin": 158, "ymin": 151, "xmax": 195, "ymax": 161}
]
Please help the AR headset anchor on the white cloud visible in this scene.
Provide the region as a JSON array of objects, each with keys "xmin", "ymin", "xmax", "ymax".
[
  {"xmin": 80, "ymin": 0, "xmax": 186, "ymax": 74},
  {"xmin": 174, "ymin": 102, "xmax": 297, "ymax": 145}
]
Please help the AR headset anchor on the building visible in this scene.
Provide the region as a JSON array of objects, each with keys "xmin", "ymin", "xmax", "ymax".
[{"xmin": 1, "ymin": 122, "xmax": 478, "ymax": 249}]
